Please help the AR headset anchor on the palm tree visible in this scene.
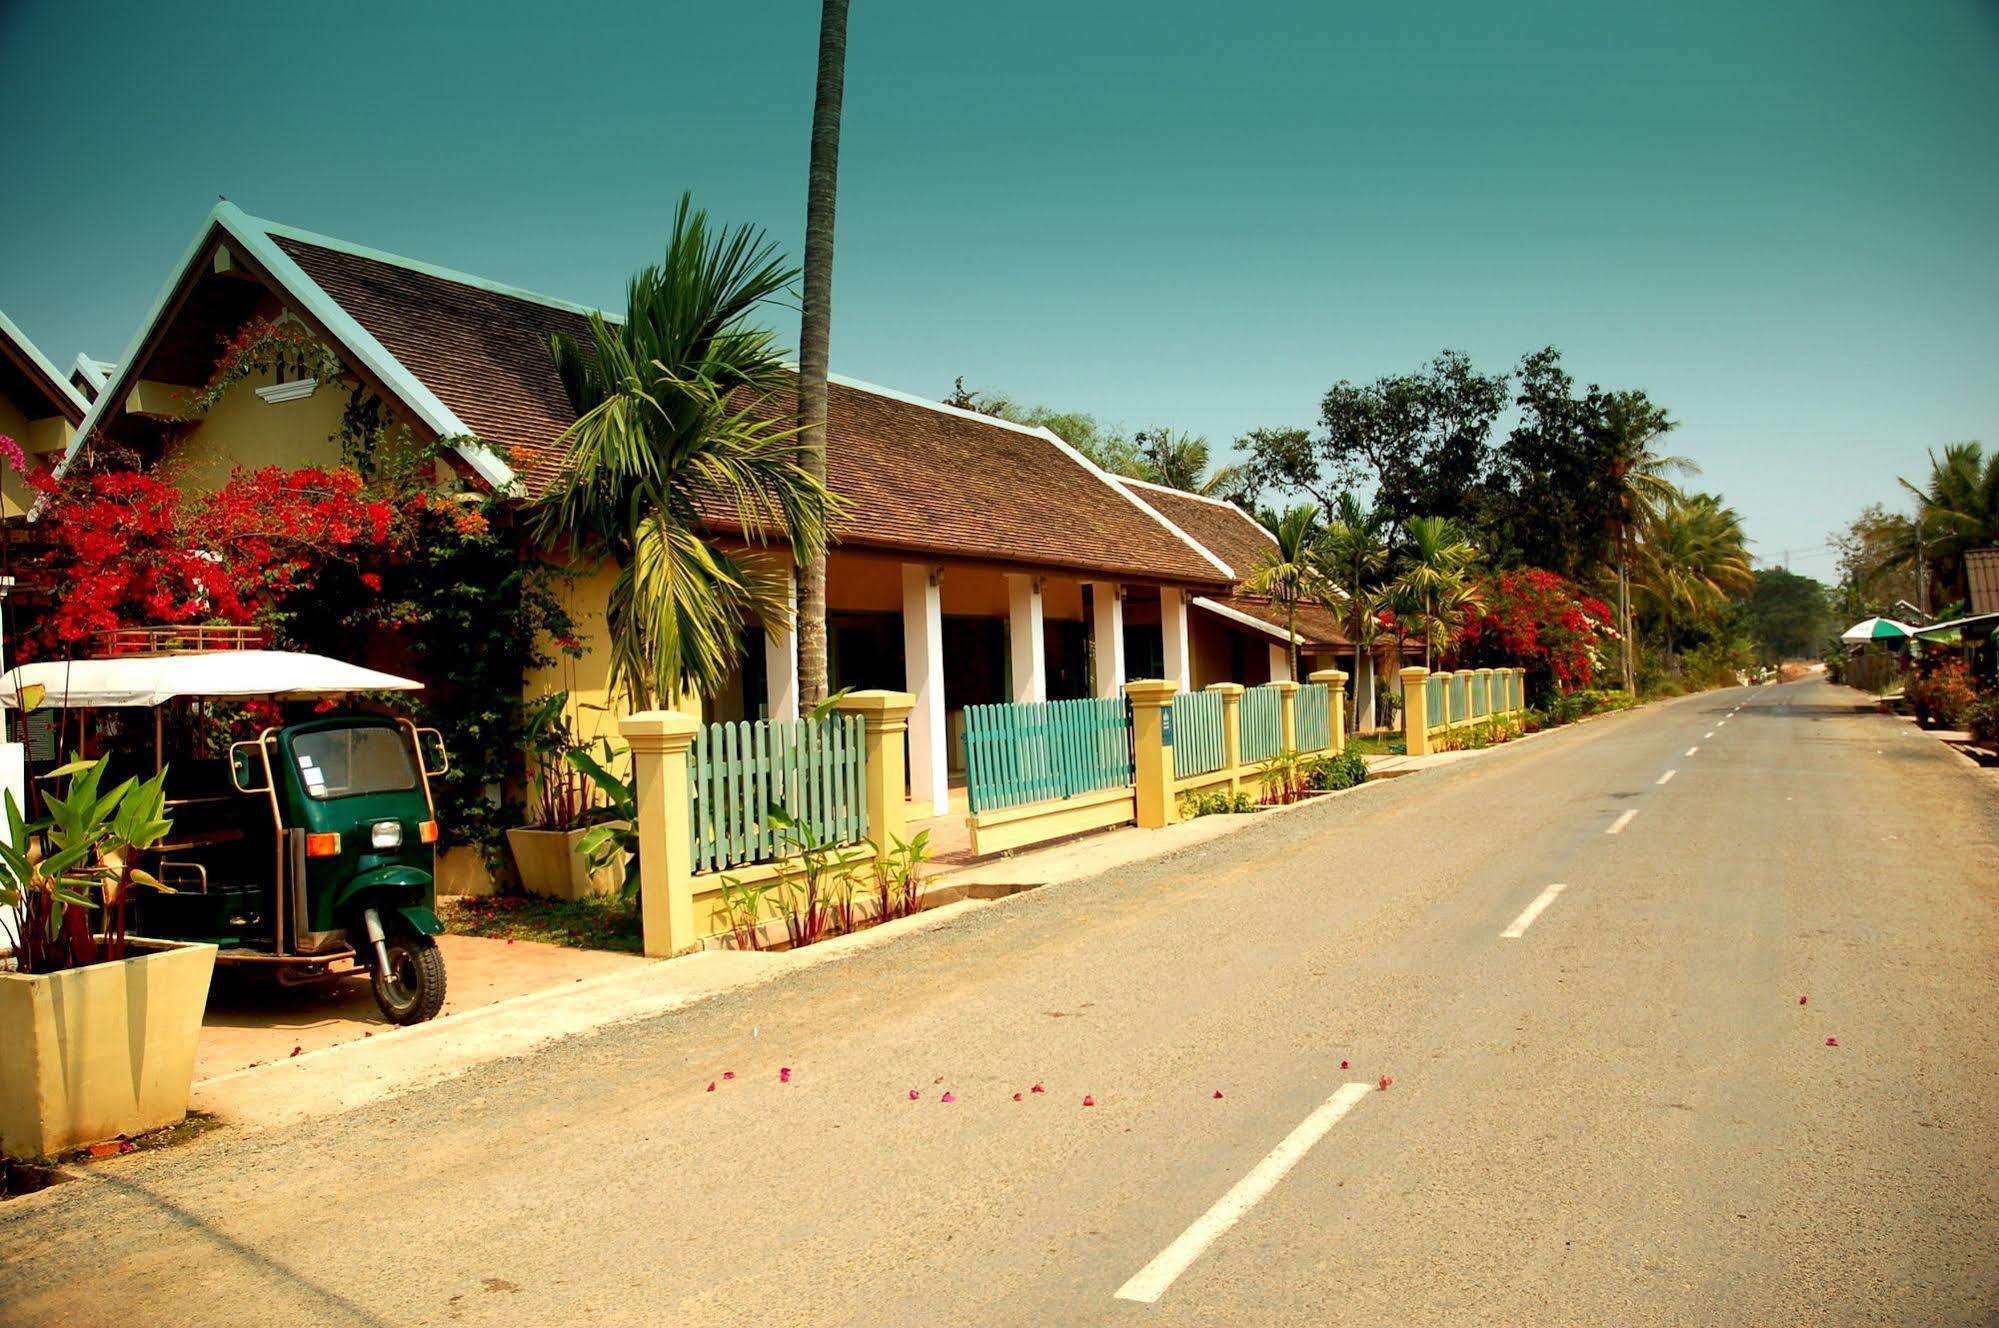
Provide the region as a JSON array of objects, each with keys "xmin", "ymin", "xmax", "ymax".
[
  {"xmin": 1897, "ymin": 442, "xmax": 1999, "ymax": 610},
  {"xmin": 1319, "ymin": 494, "xmax": 1392, "ymax": 728},
  {"xmin": 536, "ymin": 197, "xmax": 838, "ymax": 710},
  {"xmin": 1243, "ymin": 504, "xmax": 1329, "ymax": 681},
  {"xmin": 1389, "ymin": 516, "xmax": 1481, "ymax": 669},
  {"xmin": 1633, "ymin": 490, "xmax": 1753, "ymax": 671},
  {"xmin": 1603, "ymin": 390, "xmax": 1697, "ymax": 693},
  {"xmin": 795, "ymin": 0, "xmax": 849, "ymax": 707},
  {"xmin": 1136, "ymin": 428, "xmax": 1243, "ymax": 498}
]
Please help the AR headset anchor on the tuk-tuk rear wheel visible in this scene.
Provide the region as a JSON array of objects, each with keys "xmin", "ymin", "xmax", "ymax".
[{"xmin": 370, "ymin": 934, "xmax": 446, "ymax": 1025}]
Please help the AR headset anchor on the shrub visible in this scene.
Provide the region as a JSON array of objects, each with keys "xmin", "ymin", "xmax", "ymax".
[
  {"xmin": 1907, "ymin": 658, "xmax": 1979, "ymax": 728},
  {"xmin": 1965, "ymin": 693, "xmax": 1999, "ymax": 746},
  {"xmin": 1302, "ymin": 749, "xmax": 1369, "ymax": 792},
  {"xmin": 1179, "ymin": 789, "xmax": 1258, "ymax": 818}
]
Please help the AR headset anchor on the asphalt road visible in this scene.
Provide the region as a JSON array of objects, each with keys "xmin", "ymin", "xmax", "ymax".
[{"xmin": 6, "ymin": 678, "xmax": 1997, "ymax": 1327}]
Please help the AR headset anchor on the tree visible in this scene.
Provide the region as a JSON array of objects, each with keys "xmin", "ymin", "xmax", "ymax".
[
  {"xmin": 537, "ymin": 198, "xmax": 836, "ymax": 709},
  {"xmin": 1601, "ymin": 389, "xmax": 1696, "ymax": 692},
  {"xmin": 1388, "ymin": 516, "xmax": 1482, "ymax": 668},
  {"xmin": 1744, "ymin": 568, "xmax": 1831, "ymax": 664},
  {"xmin": 1829, "ymin": 503, "xmax": 1921, "ymax": 620},
  {"xmin": 1899, "ymin": 441, "xmax": 1999, "ymax": 610},
  {"xmin": 1242, "ymin": 504, "xmax": 1328, "ymax": 681},
  {"xmin": 1134, "ymin": 427, "xmax": 1242, "ymax": 498},
  {"xmin": 1457, "ymin": 567, "xmax": 1616, "ymax": 695},
  {"xmin": 1251, "ymin": 351, "xmax": 1508, "ymax": 532},
  {"xmin": 1632, "ymin": 490, "xmax": 1753, "ymax": 671},
  {"xmin": 1486, "ymin": 348, "xmax": 1623, "ymax": 580},
  {"xmin": 946, "ymin": 379, "xmax": 1147, "ymax": 476},
  {"xmin": 1317, "ymin": 493, "xmax": 1392, "ymax": 725},
  {"xmin": 795, "ymin": 0, "xmax": 849, "ymax": 707}
]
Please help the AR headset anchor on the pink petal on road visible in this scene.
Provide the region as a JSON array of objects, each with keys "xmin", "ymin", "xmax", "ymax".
[
  {"xmin": 1213, "ymin": 1090, "xmax": 1225, "ymax": 1099},
  {"xmin": 723, "ymin": 1071, "xmax": 735, "ymax": 1080},
  {"xmin": 1082, "ymin": 1095, "xmax": 1096, "ymax": 1107},
  {"xmin": 909, "ymin": 1089, "xmax": 921, "ymax": 1100},
  {"xmin": 1799, "ymin": 996, "xmax": 1808, "ymax": 1006},
  {"xmin": 1340, "ymin": 1060, "xmax": 1349, "ymax": 1070},
  {"xmin": 1378, "ymin": 1076, "xmax": 1394, "ymax": 1091},
  {"xmin": 706, "ymin": 1082, "xmax": 716, "ymax": 1092},
  {"xmin": 1031, "ymin": 1083, "xmax": 1046, "ymax": 1094},
  {"xmin": 941, "ymin": 1092, "xmax": 956, "ymax": 1103},
  {"xmin": 1826, "ymin": 1037, "xmax": 1839, "ymax": 1047},
  {"xmin": 779, "ymin": 1067, "xmax": 792, "ymax": 1083},
  {"xmin": 1012, "ymin": 1092, "xmax": 1023, "ymax": 1102}
]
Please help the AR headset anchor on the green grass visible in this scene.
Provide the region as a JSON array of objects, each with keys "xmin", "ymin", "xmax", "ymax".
[
  {"xmin": 1344, "ymin": 732, "xmax": 1405, "ymax": 757},
  {"xmin": 439, "ymin": 894, "xmax": 643, "ymax": 953}
]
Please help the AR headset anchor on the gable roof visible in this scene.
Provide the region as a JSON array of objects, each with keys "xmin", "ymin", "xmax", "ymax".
[
  {"xmin": 1116, "ymin": 478, "xmax": 1276, "ymax": 581},
  {"xmin": 0, "ymin": 308, "xmax": 89, "ymax": 425},
  {"xmin": 1968, "ymin": 548, "xmax": 1999, "ymax": 616},
  {"xmin": 60, "ymin": 204, "xmax": 1232, "ymax": 587}
]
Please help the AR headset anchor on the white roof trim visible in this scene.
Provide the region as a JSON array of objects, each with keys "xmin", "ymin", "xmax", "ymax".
[
  {"xmin": 70, "ymin": 355, "xmax": 113, "ymax": 391},
  {"xmin": 818, "ymin": 369, "xmax": 1072, "ymax": 444},
  {"xmin": 54, "ymin": 202, "xmax": 517, "ymax": 495},
  {"xmin": 1119, "ymin": 475, "xmax": 1278, "ymax": 550},
  {"xmin": 0, "ymin": 307, "xmax": 89, "ymax": 416},
  {"xmin": 1031, "ymin": 430, "xmax": 1237, "ymax": 581},
  {"xmin": 1192, "ymin": 595, "xmax": 1296, "ymax": 643}
]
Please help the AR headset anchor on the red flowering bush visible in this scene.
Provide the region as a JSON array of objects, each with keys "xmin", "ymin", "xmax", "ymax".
[
  {"xmin": 21, "ymin": 462, "xmax": 398, "ymax": 654},
  {"xmin": 1456, "ymin": 567, "xmax": 1615, "ymax": 694},
  {"xmin": 1907, "ymin": 657, "xmax": 1979, "ymax": 728}
]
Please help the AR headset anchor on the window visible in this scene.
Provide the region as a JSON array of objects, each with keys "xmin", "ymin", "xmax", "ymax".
[{"xmin": 289, "ymin": 726, "xmax": 417, "ymax": 800}]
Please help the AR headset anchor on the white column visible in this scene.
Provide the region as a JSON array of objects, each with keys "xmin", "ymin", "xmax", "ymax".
[
  {"xmin": 763, "ymin": 563, "xmax": 800, "ymax": 722},
  {"xmin": 1161, "ymin": 586, "xmax": 1191, "ymax": 691},
  {"xmin": 1005, "ymin": 573, "xmax": 1048, "ymax": 704},
  {"xmin": 1354, "ymin": 652, "xmax": 1375, "ymax": 732},
  {"xmin": 901, "ymin": 562, "xmax": 949, "ymax": 817},
  {"xmin": 1268, "ymin": 642, "xmax": 1292, "ymax": 683},
  {"xmin": 1089, "ymin": 582, "xmax": 1125, "ymax": 698}
]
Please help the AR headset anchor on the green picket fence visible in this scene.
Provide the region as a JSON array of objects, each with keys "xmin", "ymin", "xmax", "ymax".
[
  {"xmin": 1471, "ymin": 673, "xmax": 1488, "ymax": 719},
  {"xmin": 1295, "ymin": 682, "xmax": 1331, "ymax": 751},
  {"xmin": 1240, "ymin": 685, "xmax": 1283, "ymax": 762},
  {"xmin": 689, "ymin": 713, "xmax": 867, "ymax": 873},
  {"xmin": 1449, "ymin": 672, "xmax": 1468, "ymax": 724},
  {"xmin": 1427, "ymin": 674, "xmax": 1445, "ymax": 731},
  {"xmin": 1172, "ymin": 690, "xmax": 1226, "ymax": 778},
  {"xmin": 963, "ymin": 696, "xmax": 1134, "ymax": 814}
]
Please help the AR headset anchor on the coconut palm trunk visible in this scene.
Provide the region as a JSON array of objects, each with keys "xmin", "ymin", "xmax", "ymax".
[{"xmin": 796, "ymin": 0, "xmax": 848, "ymax": 706}]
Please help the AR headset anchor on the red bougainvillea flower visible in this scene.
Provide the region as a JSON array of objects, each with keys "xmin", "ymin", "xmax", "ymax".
[
  {"xmin": 1212, "ymin": 1090, "xmax": 1224, "ymax": 1100},
  {"xmin": 908, "ymin": 1089, "xmax": 920, "ymax": 1101},
  {"xmin": 940, "ymin": 1092, "xmax": 956, "ymax": 1104},
  {"xmin": 1031, "ymin": 1083, "xmax": 1045, "ymax": 1094},
  {"xmin": 1378, "ymin": 1076, "xmax": 1394, "ymax": 1091},
  {"xmin": 722, "ymin": 1071, "xmax": 735, "ymax": 1080},
  {"xmin": 1082, "ymin": 1095, "xmax": 1096, "ymax": 1107},
  {"xmin": 1012, "ymin": 1092, "xmax": 1023, "ymax": 1102},
  {"xmin": 1798, "ymin": 996, "xmax": 1807, "ymax": 1006},
  {"xmin": 778, "ymin": 1067, "xmax": 792, "ymax": 1083},
  {"xmin": 705, "ymin": 1082, "xmax": 716, "ymax": 1092},
  {"xmin": 1825, "ymin": 1036, "xmax": 1839, "ymax": 1047}
]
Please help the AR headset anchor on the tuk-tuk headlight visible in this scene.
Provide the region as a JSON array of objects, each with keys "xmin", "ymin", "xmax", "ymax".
[{"xmin": 371, "ymin": 821, "xmax": 403, "ymax": 850}]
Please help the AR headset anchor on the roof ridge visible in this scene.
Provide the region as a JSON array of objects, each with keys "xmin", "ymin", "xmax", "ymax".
[{"xmin": 243, "ymin": 209, "xmax": 617, "ymax": 322}]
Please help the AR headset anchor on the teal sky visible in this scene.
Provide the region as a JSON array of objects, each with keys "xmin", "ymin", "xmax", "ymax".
[{"xmin": 4, "ymin": 1, "xmax": 1995, "ymax": 578}]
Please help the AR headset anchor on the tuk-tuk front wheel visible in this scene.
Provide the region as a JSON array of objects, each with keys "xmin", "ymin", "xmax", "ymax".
[{"xmin": 370, "ymin": 934, "xmax": 446, "ymax": 1025}]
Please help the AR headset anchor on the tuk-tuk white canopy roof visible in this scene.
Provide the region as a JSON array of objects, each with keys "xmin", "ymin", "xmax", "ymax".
[{"xmin": 0, "ymin": 651, "xmax": 422, "ymax": 708}]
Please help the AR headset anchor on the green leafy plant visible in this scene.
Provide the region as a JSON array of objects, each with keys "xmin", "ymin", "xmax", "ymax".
[
  {"xmin": 715, "ymin": 874, "xmax": 777, "ymax": 951},
  {"xmin": 764, "ymin": 806, "xmax": 869, "ymax": 949},
  {"xmin": 871, "ymin": 829, "xmax": 933, "ymax": 922},
  {"xmin": 0, "ymin": 758, "xmax": 176, "ymax": 975},
  {"xmin": 1255, "ymin": 750, "xmax": 1306, "ymax": 805},
  {"xmin": 1178, "ymin": 789, "xmax": 1258, "ymax": 818},
  {"xmin": 567, "ymin": 741, "xmax": 640, "ymax": 900},
  {"xmin": 521, "ymin": 692, "xmax": 598, "ymax": 830},
  {"xmin": 1301, "ymin": 749, "xmax": 1369, "ymax": 792}
]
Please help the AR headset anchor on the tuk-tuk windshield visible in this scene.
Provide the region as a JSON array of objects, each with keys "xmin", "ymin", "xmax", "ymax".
[{"xmin": 289, "ymin": 726, "xmax": 419, "ymax": 801}]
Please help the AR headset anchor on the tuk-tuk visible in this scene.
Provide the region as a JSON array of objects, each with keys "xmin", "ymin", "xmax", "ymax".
[{"xmin": 1, "ymin": 644, "xmax": 452, "ymax": 1024}]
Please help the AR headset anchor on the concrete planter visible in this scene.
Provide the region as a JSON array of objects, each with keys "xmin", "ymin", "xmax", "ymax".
[
  {"xmin": 0, "ymin": 938, "xmax": 217, "ymax": 1161},
  {"xmin": 507, "ymin": 825, "xmax": 625, "ymax": 901},
  {"xmin": 436, "ymin": 845, "xmax": 498, "ymax": 897}
]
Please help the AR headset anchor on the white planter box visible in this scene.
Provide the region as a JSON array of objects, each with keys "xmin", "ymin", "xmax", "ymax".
[{"xmin": 0, "ymin": 938, "xmax": 217, "ymax": 1161}]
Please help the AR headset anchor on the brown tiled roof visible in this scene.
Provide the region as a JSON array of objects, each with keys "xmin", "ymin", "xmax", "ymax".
[
  {"xmin": 1968, "ymin": 548, "xmax": 1999, "ymax": 615},
  {"xmin": 273, "ymin": 233, "xmax": 1228, "ymax": 586},
  {"xmin": 734, "ymin": 378, "xmax": 1231, "ymax": 585},
  {"xmin": 1202, "ymin": 595, "xmax": 1351, "ymax": 648},
  {"xmin": 1119, "ymin": 481, "xmax": 1275, "ymax": 581},
  {"xmin": 274, "ymin": 236, "xmax": 593, "ymax": 494}
]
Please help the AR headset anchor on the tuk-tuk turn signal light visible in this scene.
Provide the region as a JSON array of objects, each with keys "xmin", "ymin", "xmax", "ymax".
[
  {"xmin": 419, "ymin": 820, "xmax": 440, "ymax": 844},
  {"xmin": 305, "ymin": 832, "xmax": 342, "ymax": 858}
]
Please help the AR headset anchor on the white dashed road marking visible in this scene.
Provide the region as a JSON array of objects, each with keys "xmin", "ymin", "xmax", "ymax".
[
  {"xmin": 1685, "ymin": 746, "xmax": 1699, "ymax": 756},
  {"xmin": 1656, "ymin": 769, "xmax": 1676, "ymax": 785},
  {"xmin": 1608, "ymin": 809, "xmax": 1638, "ymax": 834},
  {"xmin": 1113, "ymin": 1082, "xmax": 1375, "ymax": 1303},
  {"xmin": 1501, "ymin": 883, "xmax": 1569, "ymax": 939}
]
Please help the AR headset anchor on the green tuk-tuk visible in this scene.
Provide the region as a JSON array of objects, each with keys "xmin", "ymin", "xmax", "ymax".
[{"xmin": 2, "ymin": 646, "xmax": 452, "ymax": 1023}]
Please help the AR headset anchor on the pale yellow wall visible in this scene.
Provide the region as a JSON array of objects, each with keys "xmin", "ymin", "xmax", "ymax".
[
  {"xmin": 0, "ymin": 391, "xmax": 31, "ymax": 518},
  {"xmin": 152, "ymin": 365, "xmax": 348, "ymax": 492},
  {"xmin": 0, "ymin": 391, "xmax": 77, "ymax": 517},
  {"xmin": 525, "ymin": 558, "xmax": 626, "ymax": 755}
]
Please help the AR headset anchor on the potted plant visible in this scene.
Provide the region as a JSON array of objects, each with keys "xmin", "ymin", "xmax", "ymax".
[
  {"xmin": 506, "ymin": 693, "xmax": 622, "ymax": 900},
  {"xmin": 0, "ymin": 757, "xmax": 215, "ymax": 1161}
]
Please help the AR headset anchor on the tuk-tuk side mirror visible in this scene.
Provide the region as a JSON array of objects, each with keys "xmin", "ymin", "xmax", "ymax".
[
  {"xmin": 228, "ymin": 740, "xmax": 271, "ymax": 794},
  {"xmin": 414, "ymin": 727, "xmax": 450, "ymax": 778}
]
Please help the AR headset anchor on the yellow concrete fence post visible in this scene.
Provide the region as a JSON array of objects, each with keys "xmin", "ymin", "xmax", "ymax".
[
  {"xmin": 1272, "ymin": 679, "xmax": 1301, "ymax": 755},
  {"xmin": 1401, "ymin": 666, "xmax": 1432, "ymax": 757},
  {"xmin": 1127, "ymin": 679, "xmax": 1180, "ymax": 828},
  {"xmin": 834, "ymin": 689, "xmax": 914, "ymax": 856},
  {"xmin": 1207, "ymin": 682, "xmax": 1244, "ymax": 795},
  {"xmin": 619, "ymin": 709, "xmax": 703, "ymax": 957},
  {"xmin": 1310, "ymin": 668, "xmax": 1348, "ymax": 754},
  {"xmin": 1515, "ymin": 668, "xmax": 1527, "ymax": 714}
]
